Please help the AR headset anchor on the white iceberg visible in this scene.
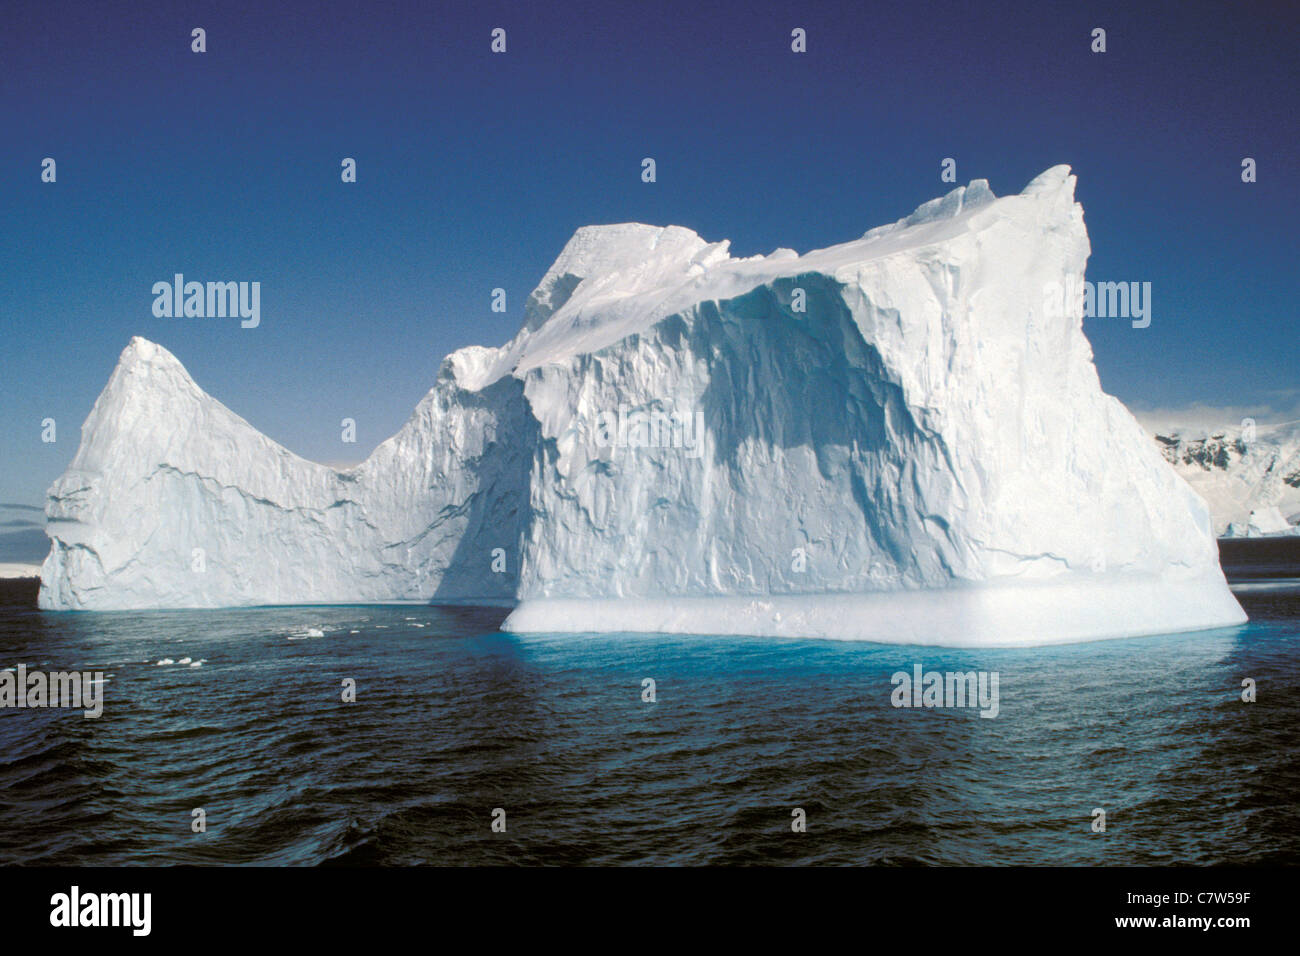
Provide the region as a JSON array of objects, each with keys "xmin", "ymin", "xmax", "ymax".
[{"xmin": 38, "ymin": 165, "xmax": 1247, "ymax": 644}]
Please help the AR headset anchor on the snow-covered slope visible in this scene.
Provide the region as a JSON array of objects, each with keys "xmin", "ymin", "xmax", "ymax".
[
  {"xmin": 1151, "ymin": 421, "xmax": 1300, "ymax": 537},
  {"xmin": 39, "ymin": 166, "xmax": 1247, "ymax": 645}
]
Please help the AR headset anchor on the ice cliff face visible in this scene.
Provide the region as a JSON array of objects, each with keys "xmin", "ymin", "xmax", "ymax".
[
  {"xmin": 1152, "ymin": 422, "xmax": 1300, "ymax": 537},
  {"xmin": 39, "ymin": 166, "xmax": 1248, "ymax": 644}
]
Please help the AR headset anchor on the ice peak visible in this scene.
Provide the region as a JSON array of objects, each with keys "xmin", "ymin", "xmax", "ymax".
[
  {"xmin": 552, "ymin": 223, "xmax": 708, "ymax": 272},
  {"xmin": 105, "ymin": 337, "xmax": 201, "ymax": 404},
  {"xmin": 523, "ymin": 223, "xmax": 721, "ymax": 332},
  {"xmin": 1023, "ymin": 163, "xmax": 1075, "ymax": 196},
  {"xmin": 120, "ymin": 336, "xmax": 182, "ymax": 369}
]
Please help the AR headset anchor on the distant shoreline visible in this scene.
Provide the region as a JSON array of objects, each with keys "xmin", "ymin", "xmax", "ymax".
[{"xmin": 0, "ymin": 563, "xmax": 40, "ymax": 581}]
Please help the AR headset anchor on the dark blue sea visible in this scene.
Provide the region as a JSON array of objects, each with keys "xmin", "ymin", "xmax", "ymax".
[{"xmin": 2, "ymin": 540, "xmax": 1298, "ymax": 866}]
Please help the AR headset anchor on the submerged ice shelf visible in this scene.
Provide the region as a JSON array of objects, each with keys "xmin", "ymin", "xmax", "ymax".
[{"xmin": 38, "ymin": 165, "xmax": 1247, "ymax": 644}]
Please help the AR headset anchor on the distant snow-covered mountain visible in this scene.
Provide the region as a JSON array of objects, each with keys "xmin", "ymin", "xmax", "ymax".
[{"xmin": 1151, "ymin": 421, "xmax": 1300, "ymax": 537}]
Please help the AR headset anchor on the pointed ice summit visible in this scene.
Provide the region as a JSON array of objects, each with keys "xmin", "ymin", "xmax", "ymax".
[{"xmin": 39, "ymin": 166, "xmax": 1247, "ymax": 645}]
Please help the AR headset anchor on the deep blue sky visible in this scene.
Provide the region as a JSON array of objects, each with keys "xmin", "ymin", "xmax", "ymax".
[{"xmin": 1, "ymin": 0, "xmax": 1296, "ymax": 560}]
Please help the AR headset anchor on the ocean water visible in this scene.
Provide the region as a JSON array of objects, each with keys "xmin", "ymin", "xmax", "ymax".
[{"xmin": 2, "ymin": 544, "xmax": 1298, "ymax": 866}]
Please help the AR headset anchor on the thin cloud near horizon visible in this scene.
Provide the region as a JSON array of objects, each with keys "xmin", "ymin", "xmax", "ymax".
[{"xmin": 1131, "ymin": 397, "xmax": 1300, "ymax": 435}]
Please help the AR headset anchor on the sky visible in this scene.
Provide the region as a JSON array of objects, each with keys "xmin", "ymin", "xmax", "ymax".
[{"xmin": 1, "ymin": 0, "xmax": 1296, "ymax": 562}]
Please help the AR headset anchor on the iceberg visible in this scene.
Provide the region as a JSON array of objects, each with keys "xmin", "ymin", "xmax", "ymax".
[{"xmin": 39, "ymin": 165, "xmax": 1248, "ymax": 645}]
